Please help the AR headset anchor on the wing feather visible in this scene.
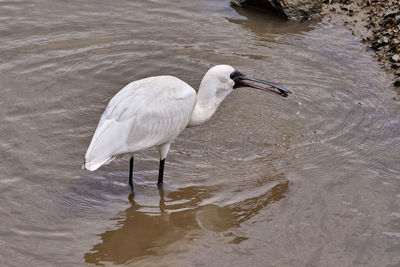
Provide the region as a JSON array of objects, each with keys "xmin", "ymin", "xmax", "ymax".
[{"xmin": 84, "ymin": 76, "xmax": 196, "ymax": 171}]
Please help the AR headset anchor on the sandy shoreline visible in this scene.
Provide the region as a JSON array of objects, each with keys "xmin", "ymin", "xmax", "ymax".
[{"xmin": 322, "ymin": 0, "xmax": 400, "ymax": 96}]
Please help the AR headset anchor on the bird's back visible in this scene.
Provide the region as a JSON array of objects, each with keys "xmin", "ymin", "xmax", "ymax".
[{"xmin": 84, "ymin": 76, "xmax": 196, "ymax": 171}]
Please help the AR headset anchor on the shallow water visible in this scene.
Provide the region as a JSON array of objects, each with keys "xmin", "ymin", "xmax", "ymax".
[{"xmin": 1, "ymin": 0, "xmax": 400, "ymax": 266}]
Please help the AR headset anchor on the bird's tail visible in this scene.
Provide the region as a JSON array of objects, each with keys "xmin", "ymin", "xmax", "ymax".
[
  {"xmin": 83, "ymin": 156, "xmax": 116, "ymax": 171},
  {"xmin": 84, "ymin": 128, "xmax": 118, "ymax": 171},
  {"xmin": 83, "ymin": 118, "xmax": 126, "ymax": 171}
]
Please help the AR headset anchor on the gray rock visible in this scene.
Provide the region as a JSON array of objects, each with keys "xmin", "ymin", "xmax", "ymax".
[
  {"xmin": 384, "ymin": 9, "xmax": 399, "ymax": 19},
  {"xmin": 234, "ymin": 0, "xmax": 323, "ymax": 22}
]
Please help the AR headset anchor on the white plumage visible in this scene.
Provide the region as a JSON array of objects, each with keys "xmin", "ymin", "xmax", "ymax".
[
  {"xmin": 84, "ymin": 64, "xmax": 291, "ymax": 187},
  {"xmin": 84, "ymin": 76, "xmax": 197, "ymax": 171}
]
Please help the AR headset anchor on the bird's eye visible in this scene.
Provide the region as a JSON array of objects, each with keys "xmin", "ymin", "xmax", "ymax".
[{"xmin": 230, "ymin": 71, "xmax": 241, "ymax": 80}]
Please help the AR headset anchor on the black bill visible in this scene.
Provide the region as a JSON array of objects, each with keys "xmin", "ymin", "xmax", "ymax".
[{"xmin": 231, "ymin": 71, "xmax": 292, "ymax": 98}]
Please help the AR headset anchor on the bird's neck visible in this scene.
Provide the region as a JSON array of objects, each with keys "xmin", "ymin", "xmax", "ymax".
[
  {"xmin": 188, "ymin": 79, "xmax": 232, "ymax": 127},
  {"xmin": 188, "ymin": 103, "xmax": 214, "ymax": 127}
]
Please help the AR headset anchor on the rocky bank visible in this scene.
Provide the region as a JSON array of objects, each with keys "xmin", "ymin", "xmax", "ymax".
[
  {"xmin": 233, "ymin": 0, "xmax": 323, "ymax": 21},
  {"xmin": 323, "ymin": 0, "xmax": 400, "ymax": 93}
]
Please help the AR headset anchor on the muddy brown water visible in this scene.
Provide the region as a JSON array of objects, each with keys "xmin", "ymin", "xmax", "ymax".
[{"xmin": 1, "ymin": 0, "xmax": 400, "ymax": 266}]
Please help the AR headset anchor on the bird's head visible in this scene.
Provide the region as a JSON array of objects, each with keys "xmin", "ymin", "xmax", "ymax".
[
  {"xmin": 190, "ymin": 65, "xmax": 292, "ymax": 126},
  {"xmin": 201, "ymin": 65, "xmax": 292, "ymax": 101}
]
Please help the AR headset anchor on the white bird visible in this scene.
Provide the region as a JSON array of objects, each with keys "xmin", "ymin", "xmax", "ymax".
[{"xmin": 84, "ymin": 65, "xmax": 291, "ymax": 190}]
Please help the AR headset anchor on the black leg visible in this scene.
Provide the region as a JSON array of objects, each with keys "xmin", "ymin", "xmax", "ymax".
[
  {"xmin": 158, "ymin": 186, "xmax": 165, "ymax": 213},
  {"xmin": 157, "ymin": 158, "xmax": 165, "ymax": 187},
  {"xmin": 129, "ymin": 156, "xmax": 134, "ymax": 191}
]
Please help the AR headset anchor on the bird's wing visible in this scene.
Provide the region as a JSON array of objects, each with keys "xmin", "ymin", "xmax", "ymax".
[{"xmin": 84, "ymin": 76, "xmax": 196, "ymax": 171}]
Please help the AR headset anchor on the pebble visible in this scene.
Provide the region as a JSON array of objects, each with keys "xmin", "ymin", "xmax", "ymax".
[
  {"xmin": 392, "ymin": 54, "xmax": 400, "ymax": 62},
  {"xmin": 383, "ymin": 37, "xmax": 390, "ymax": 44}
]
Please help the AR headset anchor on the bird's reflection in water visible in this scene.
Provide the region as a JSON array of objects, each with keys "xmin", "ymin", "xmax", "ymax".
[{"xmin": 84, "ymin": 175, "xmax": 289, "ymax": 266}]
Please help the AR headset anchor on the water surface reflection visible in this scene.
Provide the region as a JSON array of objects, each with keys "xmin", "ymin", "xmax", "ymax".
[{"xmin": 85, "ymin": 174, "xmax": 289, "ymax": 265}]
